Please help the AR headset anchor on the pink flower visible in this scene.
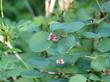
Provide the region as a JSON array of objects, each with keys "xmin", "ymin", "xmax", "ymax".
[{"xmin": 48, "ymin": 33, "xmax": 59, "ymax": 42}]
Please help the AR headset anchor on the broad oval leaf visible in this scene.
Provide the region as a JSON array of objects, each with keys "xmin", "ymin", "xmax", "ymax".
[
  {"xmin": 95, "ymin": 38, "xmax": 110, "ymax": 52},
  {"xmin": 57, "ymin": 35, "xmax": 76, "ymax": 54},
  {"xmin": 89, "ymin": 74, "xmax": 100, "ymax": 81},
  {"xmin": 98, "ymin": 27, "xmax": 110, "ymax": 37},
  {"xmin": 29, "ymin": 31, "xmax": 52, "ymax": 52},
  {"xmin": 69, "ymin": 74, "xmax": 87, "ymax": 82},
  {"xmin": 27, "ymin": 57, "xmax": 50, "ymax": 71},
  {"xmin": 50, "ymin": 22, "xmax": 85, "ymax": 33},
  {"xmin": 47, "ymin": 44, "xmax": 60, "ymax": 56},
  {"xmin": 91, "ymin": 56, "xmax": 106, "ymax": 71}
]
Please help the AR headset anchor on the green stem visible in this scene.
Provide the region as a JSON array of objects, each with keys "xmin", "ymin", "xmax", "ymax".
[
  {"xmin": 5, "ymin": 41, "xmax": 30, "ymax": 69},
  {"xmin": 0, "ymin": 0, "xmax": 5, "ymax": 27},
  {"xmin": 0, "ymin": 0, "xmax": 4, "ymax": 18}
]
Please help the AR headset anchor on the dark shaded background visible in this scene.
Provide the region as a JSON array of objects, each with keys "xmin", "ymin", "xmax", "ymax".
[{"xmin": 4, "ymin": 0, "xmax": 45, "ymax": 20}]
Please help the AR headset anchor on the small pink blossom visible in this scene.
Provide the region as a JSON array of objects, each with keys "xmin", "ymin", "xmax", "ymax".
[{"xmin": 48, "ymin": 33, "xmax": 59, "ymax": 42}]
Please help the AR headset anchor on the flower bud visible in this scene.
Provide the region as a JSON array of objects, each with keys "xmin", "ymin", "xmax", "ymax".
[{"xmin": 56, "ymin": 58, "xmax": 65, "ymax": 65}]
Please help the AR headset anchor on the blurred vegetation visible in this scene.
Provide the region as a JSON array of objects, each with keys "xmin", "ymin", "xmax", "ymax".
[
  {"xmin": 3, "ymin": 0, "xmax": 110, "ymax": 21},
  {"xmin": 3, "ymin": 0, "xmax": 45, "ymax": 20}
]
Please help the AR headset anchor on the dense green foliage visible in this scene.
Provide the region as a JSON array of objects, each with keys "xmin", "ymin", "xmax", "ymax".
[{"xmin": 0, "ymin": 0, "xmax": 110, "ymax": 82}]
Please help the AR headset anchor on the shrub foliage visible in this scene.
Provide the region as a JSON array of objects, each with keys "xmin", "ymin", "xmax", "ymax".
[{"xmin": 0, "ymin": 0, "xmax": 110, "ymax": 82}]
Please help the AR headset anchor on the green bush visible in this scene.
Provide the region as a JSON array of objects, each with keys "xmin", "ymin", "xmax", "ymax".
[{"xmin": 0, "ymin": 0, "xmax": 110, "ymax": 82}]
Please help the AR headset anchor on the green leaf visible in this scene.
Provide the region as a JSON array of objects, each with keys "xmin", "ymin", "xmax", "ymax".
[
  {"xmin": 29, "ymin": 31, "xmax": 53, "ymax": 52},
  {"xmin": 83, "ymin": 29, "xmax": 110, "ymax": 38},
  {"xmin": 61, "ymin": 65, "xmax": 79, "ymax": 74},
  {"xmin": 77, "ymin": 58, "xmax": 91, "ymax": 72},
  {"xmin": 69, "ymin": 74, "xmax": 87, "ymax": 82},
  {"xmin": 102, "ymin": 75, "xmax": 110, "ymax": 82},
  {"xmin": 6, "ymin": 69, "xmax": 21, "ymax": 77},
  {"xmin": 83, "ymin": 32, "xmax": 101, "ymax": 38},
  {"xmin": 98, "ymin": 27, "xmax": 110, "ymax": 37},
  {"xmin": 47, "ymin": 43, "xmax": 60, "ymax": 56},
  {"xmin": 91, "ymin": 56, "xmax": 106, "ymax": 71},
  {"xmin": 21, "ymin": 70, "xmax": 46, "ymax": 78},
  {"xmin": 18, "ymin": 20, "xmax": 39, "ymax": 32},
  {"xmin": 16, "ymin": 78, "xmax": 35, "ymax": 82},
  {"xmin": 89, "ymin": 74, "xmax": 100, "ymax": 81},
  {"xmin": 50, "ymin": 22, "xmax": 85, "ymax": 33},
  {"xmin": 57, "ymin": 35, "xmax": 76, "ymax": 54},
  {"xmin": 105, "ymin": 55, "xmax": 110, "ymax": 68},
  {"xmin": 102, "ymin": 1, "xmax": 110, "ymax": 12},
  {"xmin": 0, "ymin": 55, "xmax": 19, "ymax": 69},
  {"xmin": 95, "ymin": 38, "xmax": 110, "ymax": 52},
  {"xmin": 34, "ymin": 16, "xmax": 45, "ymax": 26},
  {"xmin": 27, "ymin": 57, "xmax": 50, "ymax": 71}
]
